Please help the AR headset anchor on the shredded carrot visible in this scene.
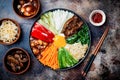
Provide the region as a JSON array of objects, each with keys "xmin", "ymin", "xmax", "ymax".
[
  {"xmin": 40, "ymin": 44, "xmax": 52, "ymax": 61},
  {"xmin": 39, "ymin": 35, "xmax": 66, "ymax": 69},
  {"xmin": 39, "ymin": 43, "xmax": 59, "ymax": 69}
]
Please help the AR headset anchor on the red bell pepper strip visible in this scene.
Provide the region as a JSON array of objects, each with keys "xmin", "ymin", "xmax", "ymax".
[
  {"xmin": 31, "ymin": 28, "xmax": 53, "ymax": 43},
  {"xmin": 31, "ymin": 23, "xmax": 55, "ymax": 43},
  {"xmin": 34, "ymin": 22, "xmax": 54, "ymax": 38}
]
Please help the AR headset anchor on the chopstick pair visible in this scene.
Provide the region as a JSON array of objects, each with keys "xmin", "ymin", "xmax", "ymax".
[{"xmin": 81, "ymin": 26, "xmax": 109, "ymax": 77}]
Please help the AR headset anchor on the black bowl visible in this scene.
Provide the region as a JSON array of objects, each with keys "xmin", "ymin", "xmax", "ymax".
[{"xmin": 29, "ymin": 8, "xmax": 91, "ymax": 70}]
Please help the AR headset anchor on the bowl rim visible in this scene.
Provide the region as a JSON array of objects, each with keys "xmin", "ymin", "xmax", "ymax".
[
  {"xmin": 0, "ymin": 18, "xmax": 21, "ymax": 45},
  {"xmin": 12, "ymin": 0, "xmax": 41, "ymax": 19},
  {"xmin": 89, "ymin": 9, "xmax": 106, "ymax": 26},
  {"xmin": 29, "ymin": 8, "xmax": 91, "ymax": 71},
  {"xmin": 3, "ymin": 47, "xmax": 30, "ymax": 74}
]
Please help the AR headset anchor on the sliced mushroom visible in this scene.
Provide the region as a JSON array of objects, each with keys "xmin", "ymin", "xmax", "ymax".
[
  {"xmin": 6, "ymin": 50, "xmax": 29, "ymax": 72},
  {"xmin": 7, "ymin": 55, "xmax": 19, "ymax": 65},
  {"xmin": 10, "ymin": 62, "xmax": 16, "ymax": 72},
  {"xmin": 19, "ymin": 62, "xmax": 23, "ymax": 67},
  {"xmin": 14, "ymin": 53, "xmax": 20, "ymax": 59},
  {"xmin": 19, "ymin": 53, "xmax": 23, "ymax": 59},
  {"xmin": 21, "ymin": 57, "xmax": 28, "ymax": 63},
  {"xmin": 16, "ymin": 66, "xmax": 21, "ymax": 70}
]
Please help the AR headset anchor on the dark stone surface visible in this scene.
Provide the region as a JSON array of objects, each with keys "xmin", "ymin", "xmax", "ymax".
[{"xmin": 0, "ymin": 0, "xmax": 120, "ymax": 80}]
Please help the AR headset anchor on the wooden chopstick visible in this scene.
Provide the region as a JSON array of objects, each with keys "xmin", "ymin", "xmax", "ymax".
[
  {"xmin": 81, "ymin": 26, "xmax": 109, "ymax": 77},
  {"xmin": 93, "ymin": 27, "xmax": 109, "ymax": 55}
]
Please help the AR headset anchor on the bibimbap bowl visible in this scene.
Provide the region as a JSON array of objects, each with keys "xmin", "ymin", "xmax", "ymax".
[{"xmin": 29, "ymin": 8, "xmax": 91, "ymax": 70}]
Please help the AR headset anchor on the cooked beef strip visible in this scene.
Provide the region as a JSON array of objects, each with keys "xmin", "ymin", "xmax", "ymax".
[{"xmin": 62, "ymin": 15, "xmax": 83, "ymax": 38}]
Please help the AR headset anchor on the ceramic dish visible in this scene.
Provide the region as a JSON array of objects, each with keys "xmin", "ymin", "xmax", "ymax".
[
  {"xmin": 29, "ymin": 8, "xmax": 91, "ymax": 70},
  {"xmin": 89, "ymin": 10, "xmax": 106, "ymax": 26}
]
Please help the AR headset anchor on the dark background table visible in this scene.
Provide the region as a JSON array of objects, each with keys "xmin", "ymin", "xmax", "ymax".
[{"xmin": 0, "ymin": 0, "xmax": 120, "ymax": 80}]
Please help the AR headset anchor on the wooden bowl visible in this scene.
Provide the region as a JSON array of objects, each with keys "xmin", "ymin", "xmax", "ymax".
[
  {"xmin": 3, "ymin": 47, "xmax": 30, "ymax": 75},
  {"xmin": 0, "ymin": 18, "xmax": 21, "ymax": 45},
  {"xmin": 13, "ymin": 0, "xmax": 40, "ymax": 19}
]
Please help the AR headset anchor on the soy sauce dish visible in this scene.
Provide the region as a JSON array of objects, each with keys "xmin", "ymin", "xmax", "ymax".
[
  {"xmin": 4, "ymin": 48, "xmax": 30, "ymax": 74},
  {"xmin": 89, "ymin": 10, "xmax": 106, "ymax": 26},
  {"xmin": 30, "ymin": 9, "xmax": 91, "ymax": 70}
]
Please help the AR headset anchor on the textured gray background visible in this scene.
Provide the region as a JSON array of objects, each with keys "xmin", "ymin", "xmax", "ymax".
[{"xmin": 0, "ymin": 0, "xmax": 120, "ymax": 80}]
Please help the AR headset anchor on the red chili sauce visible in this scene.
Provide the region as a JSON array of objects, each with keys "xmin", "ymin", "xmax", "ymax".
[{"xmin": 92, "ymin": 13, "xmax": 102, "ymax": 23}]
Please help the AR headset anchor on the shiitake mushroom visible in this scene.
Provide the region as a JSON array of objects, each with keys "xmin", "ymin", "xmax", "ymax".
[
  {"xmin": 14, "ymin": 53, "xmax": 28, "ymax": 63},
  {"xmin": 7, "ymin": 55, "xmax": 19, "ymax": 65},
  {"xmin": 6, "ymin": 50, "xmax": 28, "ymax": 72}
]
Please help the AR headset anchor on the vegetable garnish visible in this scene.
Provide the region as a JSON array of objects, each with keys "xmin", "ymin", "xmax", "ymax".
[
  {"xmin": 52, "ymin": 10, "xmax": 74, "ymax": 33},
  {"xmin": 38, "ymin": 12, "xmax": 58, "ymax": 34},
  {"xmin": 39, "ymin": 35, "xmax": 66, "ymax": 69},
  {"xmin": 39, "ymin": 44, "xmax": 59, "ymax": 70},
  {"xmin": 31, "ymin": 22, "xmax": 55, "ymax": 43},
  {"xmin": 65, "ymin": 43, "xmax": 88, "ymax": 61},
  {"xmin": 58, "ymin": 47, "xmax": 78, "ymax": 68},
  {"xmin": 34, "ymin": 22, "xmax": 54, "ymax": 38},
  {"xmin": 66, "ymin": 34, "xmax": 78, "ymax": 44},
  {"xmin": 66, "ymin": 24, "xmax": 90, "ymax": 45},
  {"xmin": 38, "ymin": 10, "xmax": 74, "ymax": 34},
  {"xmin": 77, "ymin": 24, "xmax": 90, "ymax": 45}
]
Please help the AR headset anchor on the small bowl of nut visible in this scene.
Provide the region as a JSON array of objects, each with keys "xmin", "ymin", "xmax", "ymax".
[
  {"xmin": 3, "ymin": 47, "xmax": 30, "ymax": 74},
  {"xmin": 13, "ymin": 0, "xmax": 40, "ymax": 19},
  {"xmin": 0, "ymin": 18, "xmax": 21, "ymax": 45}
]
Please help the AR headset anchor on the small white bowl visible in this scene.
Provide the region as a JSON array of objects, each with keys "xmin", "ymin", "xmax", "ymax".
[{"xmin": 89, "ymin": 10, "xmax": 106, "ymax": 26}]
